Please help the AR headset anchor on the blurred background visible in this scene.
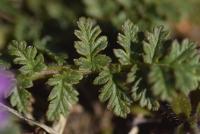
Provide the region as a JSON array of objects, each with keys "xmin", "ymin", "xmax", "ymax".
[{"xmin": 0, "ymin": 0, "xmax": 200, "ymax": 134}]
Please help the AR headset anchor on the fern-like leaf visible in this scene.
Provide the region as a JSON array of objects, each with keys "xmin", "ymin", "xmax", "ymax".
[
  {"xmin": 47, "ymin": 68, "xmax": 83, "ymax": 121},
  {"xmin": 94, "ymin": 65, "xmax": 131, "ymax": 118},
  {"xmin": 149, "ymin": 65, "xmax": 175, "ymax": 101},
  {"xmin": 8, "ymin": 40, "xmax": 46, "ymax": 74},
  {"xmin": 131, "ymin": 86, "xmax": 159, "ymax": 111},
  {"xmin": 150, "ymin": 40, "xmax": 200, "ymax": 101},
  {"xmin": 127, "ymin": 66, "xmax": 159, "ymax": 110},
  {"xmin": 165, "ymin": 40, "xmax": 200, "ymax": 93},
  {"xmin": 143, "ymin": 26, "xmax": 169, "ymax": 64},
  {"xmin": 114, "ymin": 20, "xmax": 139, "ymax": 65},
  {"xmin": 10, "ymin": 75, "xmax": 32, "ymax": 114},
  {"xmin": 74, "ymin": 17, "xmax": 111, "ymax": 72}
]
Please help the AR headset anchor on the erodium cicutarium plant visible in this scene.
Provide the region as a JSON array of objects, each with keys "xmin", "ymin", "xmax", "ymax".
[{"xmin": 0, "ymin": 17, "xmax": 199, "ymax": 133}]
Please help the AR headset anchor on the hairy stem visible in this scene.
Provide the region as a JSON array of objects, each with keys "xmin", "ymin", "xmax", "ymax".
[{"xmin": 31, "ymin": 65, "xmax": 88, "ymax": 81}]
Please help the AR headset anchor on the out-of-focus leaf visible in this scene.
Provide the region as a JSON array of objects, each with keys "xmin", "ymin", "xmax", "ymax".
[
  {"xmin": 14, "ymin": 16, "xmax": 42, "ymax": 41},
  {"xmin": 0, "ymin": 0, "xmax": 19, "ymax": 16},
  {"xmin": 171, "ymin": 93, "xmax": 191, "ymax": 119}
]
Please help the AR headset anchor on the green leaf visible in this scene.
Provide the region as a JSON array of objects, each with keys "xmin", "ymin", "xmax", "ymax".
[
  {"xmin": 74, "ymin": 17, "xmax": 111, "ymax": 72},
  {"xmin": 94, "ymin": 65, "xmax": 131, "ymax": 118},
  {"xmin": 171, "ymin": 93, "xmax": 192, "ymax": 119},
  {"xmin": 164, "ymin": 40, "xmax": 200, "ymax": 93},
  {"xmin": 143, "ymin": 26, "xmax": 169, "ymax": 64},
  {"xmin": 131, "ymin": 79, "xmax": 159, "ymax": 111},
  {"xmin": 83, "ymin": 0, "xmax": 118, "ymax": 19},
  {"xmin": 149, "ymin": 65, "xmax": 175, "ymax": 101},
  {"xmin": 10, "ymin": 75, "xmax": 33, "ymax": 114},
  {"xmin": 14, "ymin": 16, "xmax": 42, "ymax": 41},
  {"xmin": 128, "ymin": 66, "xmax": 159, "ymax": 110},
  {"xmin": 150, "ymin": 40, "xmax": 200, "ymax": 101},
  {"xmin": 47, "ymin": 68, "xmax": 83, "ymax": 121},
  {"xmin": 10, "ymin": 88, "xmax": 31, "ymax": 114},
  {"xmin": 0, "ymin": 0, "xmax": 19, "ymax": 16},
  {"xmin": 8, "ymin": 40, "xmax": 46, "ymax": 74},
  {"xmin": 114, "ymin": 20, "xmax": 139, "ymax": 65},
  {"xmin": 127, "ymin": 65, "xmax": 138, "ymax": 83},
  {"xmin": 131, "ymin": 86, "xmax": 159, "ymax": 111}
]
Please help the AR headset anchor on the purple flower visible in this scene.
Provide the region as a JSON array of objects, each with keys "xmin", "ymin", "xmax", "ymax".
[{"xmin": 0, "ymin": 69, "xmax": 16, "ymax": 99}]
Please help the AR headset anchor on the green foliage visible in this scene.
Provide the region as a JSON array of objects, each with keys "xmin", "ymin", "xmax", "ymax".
[
  {"xmin": 146, "ymin": 0, "xmax": 190, "ymax": 21},
  {"xmin": 94, "ymin": 65, "xmax": 131, "ymax": 118},
  {"xmin": 114, "ymin": 20, "xmax": 139, "ymax": 65},
  {"xmin": 127, "ymin": 66, "xmax": 159, "ymax": 110},
  {"xmin": 10, "ymin": 75, "xmax": 33, "ymax": 114},
  {"xmin": 47, "ymin": 68, "xmax": 83, "ymax": 121},
  {"xmin": 149, "ymin": 65, "xmax": 174, "ymax": 101},
  {"xmin": 163, "ymin": 40, "xmax": 200, "ymax": 93},
  {"xmin": 113, "ymin": 21, "xmax": 160, "ymax": 110},
  {"xmin": 10, "ymin": 88, "xmax": 31, "ymax": 114},
  {"xmin": 131, "ymin": 86, "xmax": 159, "ymax": 111},
  {"xmin": 0, "ymin": 0, "xmax": 199, "ymax": 132},
  {"xmin": 6, "ymin": 18, "xmax": 200, "ymax": 117},
  {"xmin": 74, "ymin": 18, "xmax": 111, "ymax": 72},
  {"xmin": 84, "ymin": 0, "xmax": 118, "ymax": 20},
  {"xmin": 14, "ymin": 16, "xmax": 42, "ymax": 41},
  {"xmin": 1, "ymin": 17, "xmax": 200, "ymax": 134},
  {"xmin": 171, "ymin": 93, "xmax": 200, "ymax": 134},
  {"xmin": 143, "ymin": 26, "xmax": 169, "ymax": 64},
  {"xmin": 150, "ymin": 39, "xmax": 200, "ymax": 101},
  {"xmin": 142, "ymin": 26, "xmax": 174, "ymax": 101},
  {"xmin": 84, "ymin": 0, "xmax": 200, "ymax": 28},
  {"xmin": 8, "ymin": 40, "xmax": 46, "ymax": 74},
  {"xmin": 126, "ymin": 65, "xmax": 138, "ymax": 83},
  {"xmin": 171, "ymin": 93, "xmax": 192, "ymax": 118},
  {"xmin": 0, "ymin": 0, "xmax": 18, "ymax": 16}
]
